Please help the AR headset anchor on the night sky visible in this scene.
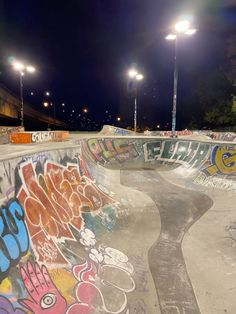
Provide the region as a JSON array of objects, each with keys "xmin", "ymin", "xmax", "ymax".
[{"xmin": 0, "ymin": 0, "xmax": 236, "ymax": 130}]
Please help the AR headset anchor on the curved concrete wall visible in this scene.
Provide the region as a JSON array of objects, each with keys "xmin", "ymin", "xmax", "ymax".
[{"xmin": 0, "ymin": 137, "xmax": 235, "ymax": 313}]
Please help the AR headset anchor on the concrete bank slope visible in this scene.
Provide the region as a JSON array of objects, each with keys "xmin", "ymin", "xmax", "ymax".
[{"xmin": 0, "ymin": 136, "xmax": 235, "ymax": 314}]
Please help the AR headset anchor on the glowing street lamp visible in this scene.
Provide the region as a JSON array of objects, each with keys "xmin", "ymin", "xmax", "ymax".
[
  {"xmin": 128, "ymin": 68, "xmax": 144, "ymax": 132},
  {"xmin": 12, "ymin": 60, "xmax": 36, "ymax": 127},
  {"xmin": 128, "ymin": 69, "xmax": 138, "ymax": 78},
  {"xmin": 166, "ymin": 34, "xmax": 177, "ymax": 41},
  {"xmin": 83, "ymin": 108, "xmax": 88, "ymax": 113},
  {"xmin": 26, "ymin": 66, "xmax": 36, "ymax": 73},
  {"xmin": 174, "ymin": 20, "xmax": 190, "ymax": 33},
  {"xmin": 45, "ymin": 91, "xmax": 50, "ymax": 96},
  {"xmin": 166, "ymin": 19, "xmax": 197, "ymax": 137}
]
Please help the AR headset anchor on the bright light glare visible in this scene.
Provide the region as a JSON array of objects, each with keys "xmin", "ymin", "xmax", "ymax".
[
  {"xmin": 83, "ymin": 108, "xmax": 88, "ymax": 113},
  {"xmin": 128, "ymin": 69, "xmax": 138, "ymax": 78},
  {"xmin": 117, "ymin": 117, "xmax": 121, "ymax": 121},
  {"xmin": 45, "ymin": 91, "xmax": 50, "ymax": 96},
  {"xmin": 13, "ymin": 62, "xmax": 24, "ymax": 71},
  {"xmin": 136, "ymin": 74, "xmax": 143, "ymax": 81},
  {"xmin": 184, "ymin": 28, "xmax": 197, "ymax": 35},
  {"xmin": 26, "ymin": 66, "xmax": 35, "ymax": 73},
  {"xmin": 175, "ymin": 20, "xmax": 190, "ymax": 33},
  {"xmin": 43, "ymin": 102, "xmax": 49, "ymax": 107},
  {"xmin": 166, "ymin": 34, "xmax": 177, "ymax": 40}
]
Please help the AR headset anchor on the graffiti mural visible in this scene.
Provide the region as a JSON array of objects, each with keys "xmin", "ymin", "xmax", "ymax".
[
  {"xmin": 67, "ymin": 227, "xmax": 135, "ymax": 314},
  {"xmin": 194, "ymin": 144, "xmax": 236, "ymax": 190},
  {"xmin": 0, "ymin": 199, "xmax": 29, "ymax": 282},
  {"xmin": 204, "ymin": 145, "xmax": 236, "ymax": 176},
  {"xmin": 17, "ymin": 160, "xmax": 114, "ymax": 267},
  {"xmin": 1, "ymin": 137, "xmax": 236, "ymax": 313},
  {"xmin": 14, "ymin": 226, "xmax": 135, "ymax": 314},
  {"xmin": 19, "ymin": 261, "xmax": 67, "ymax": 314},
  {"xmin": 82, "ymin": 138, "xmax": 139, "ymax": 164}
]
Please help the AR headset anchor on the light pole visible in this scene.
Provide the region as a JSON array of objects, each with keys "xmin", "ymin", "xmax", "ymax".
[
  {"xmin": 166, "ymin": 20, "xmax": 197, "ymax": 137},
  {"xmin": 128, "ymin": 69, "xmax": 144, "ymax": 132},
  {"xmin": 12, "ymin": 61, "xmax": 36, "ymax": 127}
]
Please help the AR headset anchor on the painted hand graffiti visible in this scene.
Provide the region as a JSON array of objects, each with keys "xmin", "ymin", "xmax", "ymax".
[
  {"xmin": 0, "ymin": 199, "xmax": 29, "ymax": 282},
  {"xmin": 19, "ymin": 261, "xmax": 67, "ymax": 314},
  {"xmin": 17, "ymin": 160, "xmax": 114, "ymax": 266}
]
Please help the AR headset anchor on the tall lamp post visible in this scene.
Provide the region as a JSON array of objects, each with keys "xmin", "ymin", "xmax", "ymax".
[
  {"xmin": 128, "ymin": 69, "xmax": 143, "ymax": 132},
  {"xmin": 12, "ymin": 61, "xmax": 36, "ymax": 127},
  {"xmin": 166, "ymin": 20, "xmax": 197, "ymax": 137}
]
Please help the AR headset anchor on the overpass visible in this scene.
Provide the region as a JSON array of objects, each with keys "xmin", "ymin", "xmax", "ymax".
[{"xmin": 0, "ymin": 83, "xmax": 68, "ymax": 129}]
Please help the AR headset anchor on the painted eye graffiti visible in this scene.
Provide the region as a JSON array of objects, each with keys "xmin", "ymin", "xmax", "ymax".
[{"xmin": 40, "ymin": 293, "xmax": 57, "ymax": 309}]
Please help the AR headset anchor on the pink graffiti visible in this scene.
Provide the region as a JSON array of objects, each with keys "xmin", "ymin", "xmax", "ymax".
[
  {"xmin": 19, "ymin": 261, "xmax": 67, "ymax": 314},
  {"xmin": 67, "ymin": 261, "xmax": 98, "ymax": 314},
  {"xmin": 68, "ymin": 259, "xmax": 134, "ymax": 314}
]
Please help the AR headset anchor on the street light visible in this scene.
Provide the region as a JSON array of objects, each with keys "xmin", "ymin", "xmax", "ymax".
[
  {"xmin": 166, "ymin": 19, "xmax": 197, "ymax": 137},
  {"xmin": 128, "ymin": 68, "xmax": 144, "ymax": 132},
  {"xmin": 12, "ymin": 60, "xmax": 36, "ymax": 127}
]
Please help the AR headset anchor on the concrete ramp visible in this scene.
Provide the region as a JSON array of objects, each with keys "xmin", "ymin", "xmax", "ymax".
[{"xmin": 0, "ymin": 136, "xmax": 235, "ymax": 314}]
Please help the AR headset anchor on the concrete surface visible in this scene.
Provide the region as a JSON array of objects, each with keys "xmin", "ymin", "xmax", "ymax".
[{"xmin": 0, "ymin": 134, "xmax": 236, "ymax": 314}]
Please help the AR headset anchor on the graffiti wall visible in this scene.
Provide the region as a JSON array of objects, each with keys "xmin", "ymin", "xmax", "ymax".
[
  {"xmin": 99, "ymin": 125, "xmax": 134, "ymax": 136},
  {"xmin": 82, "ymin": 137, "xmax": 236, "ymax": 191},
  {"xmin": 0, "ymin": 126, "xmax": 24, "ymax": 144},
  {"xmin": 0, "ymin": 145, "xmax": 139, "ymax": 313},
  {"xmin": 1, "ymin": 137, "xmax": 236, "ymax": 313},
  {"xmin": 10, "ymin": 131, "xmax": 69, "ymax": 144}
]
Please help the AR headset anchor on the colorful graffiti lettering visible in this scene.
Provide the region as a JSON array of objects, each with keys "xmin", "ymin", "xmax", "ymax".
[
  {"xmin": 16, "ymin": 226, "xmax": 135, "ymax": 314},
  {"xmin": 143, "ymin": 140, "xmax": 210, "ymax": 168},
  {"xmin": 19, "ymin": 261, "xmax": 67, "ymax": 313},
  {"xmin": 0, "ymin": 199, "xmax": 29, "ymax": 282},
  {"xmin": 17, "ymin": 161, "xmax": 114, "ymax": 266},
  {"xmin": 82, "ymin": 138, "xmax": 138, "ymax": 164},
  {"xmin": 204, "ymin": 145, "xmax": 236, "ymax": 176}
]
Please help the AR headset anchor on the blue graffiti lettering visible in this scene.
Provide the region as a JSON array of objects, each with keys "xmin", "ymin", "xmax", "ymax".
[{"xmin": 0, "ymin": 199, "xmax": 29, "ymax": 281}]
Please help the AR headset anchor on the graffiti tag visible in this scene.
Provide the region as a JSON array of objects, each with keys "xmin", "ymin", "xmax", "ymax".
[
  {"xmin": 0, "ymin": 199, "xmax": 29, "ymax": 282},
  {"xmin": 204, "ymin": 145, "xmax": 236, "ymax": 176},
  {"xmin": 17, "ymin": 161, "xmax": 114, "ymax": 266}
]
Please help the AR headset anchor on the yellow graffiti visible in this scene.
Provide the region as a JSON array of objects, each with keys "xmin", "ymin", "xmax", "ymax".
[
  {"xmin": 49, "ymin": 268, "xmax": 76, "ymax": 305},
  {"xmin": 205, "ymin": 147, "xmax": 236, "ymax": 175},
  {"xmin": 0, "ymin": 277, "xmax": 12, "ymax": 294}
]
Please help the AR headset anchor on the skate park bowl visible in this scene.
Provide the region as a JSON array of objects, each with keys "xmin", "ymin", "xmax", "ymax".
[{"xmin": 0, "ymin": 135, "xmax": 236, "ymax": 314}]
